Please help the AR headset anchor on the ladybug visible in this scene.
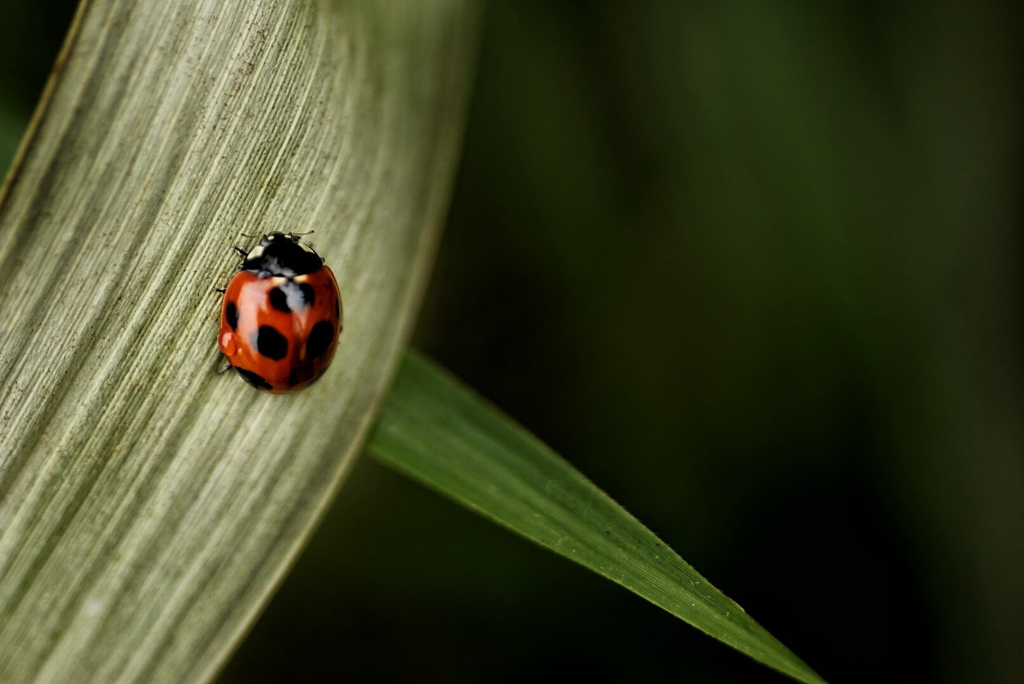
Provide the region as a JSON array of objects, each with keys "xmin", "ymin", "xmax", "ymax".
[{"xmin": 218, "ymin": 232, "xmax": 342, "ymax": 393}]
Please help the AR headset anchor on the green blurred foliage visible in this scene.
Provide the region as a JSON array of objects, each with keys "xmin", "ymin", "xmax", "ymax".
[
  {"xmin": 4, "ymin": 1, "xmax": 1022, "ymax": 683},
  {"xmin": 0, "ymin": 0, "xmax": 78, "ymax": 172}
]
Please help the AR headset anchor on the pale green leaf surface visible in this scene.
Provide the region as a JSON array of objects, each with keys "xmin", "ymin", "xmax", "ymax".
[
  {"xmin": 370, "ymin": 352, "xmax": 827, "ymax": 684},
  {"xmin": 0, "ymin": 1, "xmax": 477, "ymax": 681}
]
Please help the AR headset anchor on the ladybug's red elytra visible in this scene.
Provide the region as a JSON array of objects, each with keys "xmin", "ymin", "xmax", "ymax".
[{"xmin": 218, "ymin": 232, "xmax": 342, "ymax": 393}]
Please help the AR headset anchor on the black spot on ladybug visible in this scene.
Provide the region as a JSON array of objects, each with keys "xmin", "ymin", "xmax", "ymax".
[
  {"xmin": 306, "ymin": 321, "xmax": 335, "ymax": 359},
  {"xmin": 271, "ymin": 280, "xmax": 316, "ymax": 312},
  {"xmin": 269, "ymin": 286, "xmax": 290, "ymax": 313},
  {"xmin": 257, "ymin": 325, "xmax": 288, "ymax": 360},
  {"xmin": 225, "ymin": 301, "xmax": 238, "ymax": 330},
  {"xmin": 236, "ymin": 367, "xmax": 272, "ymax": 391}
]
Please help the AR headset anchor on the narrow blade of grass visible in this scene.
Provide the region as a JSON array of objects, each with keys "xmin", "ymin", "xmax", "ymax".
[{"xmin": 369, "ymin": 351, "xmax": 826, "ymax": 684}]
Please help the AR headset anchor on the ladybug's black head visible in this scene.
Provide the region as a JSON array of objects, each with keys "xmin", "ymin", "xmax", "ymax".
[{"xmin": 241, "ymin": 232, "xmax": 324, "ymax": 277}]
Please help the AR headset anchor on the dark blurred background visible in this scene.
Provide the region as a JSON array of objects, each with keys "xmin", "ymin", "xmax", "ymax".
[{"xmin": 4, "ymin": 1, "xmax": 1022, "ymax": 682}]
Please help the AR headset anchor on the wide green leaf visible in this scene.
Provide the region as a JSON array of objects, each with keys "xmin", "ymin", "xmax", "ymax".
[
  {"xmin": 0, "ymin": 0, "xmax": 477, "ymax": 680},
  {"xmin": 370, "ymin": 351, "xmax": 826, "ymax": 684}
]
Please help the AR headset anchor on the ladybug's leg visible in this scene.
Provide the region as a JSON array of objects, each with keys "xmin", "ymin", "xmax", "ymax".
[
  {"xmin": 232, "ymin": 245, "xmax": 247, "ymax": 257},
  {"xmin": 216, "ymin": 363, "xmax": 233, "ymax": 375},
  {"xmin": 213, "ymin": 286, "xmax": 226, "ymax": 294}
]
